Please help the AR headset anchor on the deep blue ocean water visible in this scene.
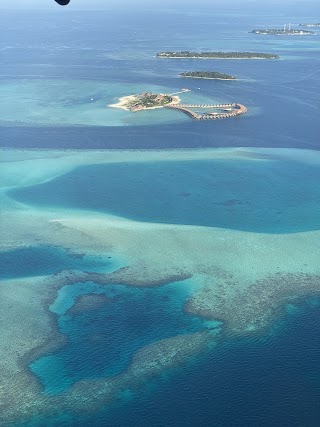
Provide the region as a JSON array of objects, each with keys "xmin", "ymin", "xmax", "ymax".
[
  {"xmin": 19, "ymin": 299, "xmax": 320, "ymax": 427},
  {"xmin": 88, "ymin": 299, "xmax": 320, "ymax": 427},
  {"xmin": 2, "ymin": 2, "xmax": 320, "ymax": 426}
]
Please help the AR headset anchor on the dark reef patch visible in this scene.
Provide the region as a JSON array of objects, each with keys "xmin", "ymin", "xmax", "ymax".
[
  {"xmin": 66, "ymin": 293, "xmax": 111, "ymax": 316},
  {"xmin": 185, "ymin": 272, "xmax": 320, "ymax": 333}
]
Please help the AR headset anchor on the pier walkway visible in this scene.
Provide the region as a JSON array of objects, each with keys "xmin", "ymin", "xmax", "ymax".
[{"xmin": 166, "ymin": 103, "xmax": 247, "ymax": 120}]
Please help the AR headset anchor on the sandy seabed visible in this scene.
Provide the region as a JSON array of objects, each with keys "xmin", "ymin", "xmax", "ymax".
[
  {"xmin": 1, "ymin": 147, "xmax": 320, "ymax": 423},
  {"xmin": 108, "ymin": 95, "xmax": 137, "ymax": 110}
]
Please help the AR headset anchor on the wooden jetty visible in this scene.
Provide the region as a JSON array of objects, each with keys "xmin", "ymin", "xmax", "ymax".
[{"xmin": 166, "ymin": 103, "xmax": 247, "ymax": 120}]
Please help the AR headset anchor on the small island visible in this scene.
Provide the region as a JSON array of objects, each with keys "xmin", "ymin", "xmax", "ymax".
[
  {"xmin": 299, "ymin": 23, "xmax": 320, "ymax": 27},
  {"xmin": 251, "ymin": 28, "xmax": 315, "ymax": 35},
  {"xmin": 109, "ymin": 91, "xmax": 247, "ymax": 121},
  {"xmin": 157, "ymin": 51, "xmax": 279, "ymax": 59},
  {"xmin": 109, "ymin": 92, "xmax": 180, "ymax": 111},
  {"xmin": 180, "ymin": 71, "xmax": 236, "ymax": 80}
]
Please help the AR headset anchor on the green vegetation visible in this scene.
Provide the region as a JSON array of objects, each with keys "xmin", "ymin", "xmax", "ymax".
[
  {"xmin": 180, "ymin": 71, "xmax": 236, "ymax": 80},
  {"xmin": 126, "ymin": 92, "xmax": 173, "ymax": 110},
  {"xmin": 157, "ymin": 51, "xmax": 279, "ymax": 59},
  {"xmin": 139, "ymin": 93, "xmax": 171, "ymax": 107}
]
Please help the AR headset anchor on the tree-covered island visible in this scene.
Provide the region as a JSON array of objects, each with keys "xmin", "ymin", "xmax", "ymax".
[
  {"xmin": 180, "ymin": 71, "xmax": 236, "ymax": 80},
  {"xmin": 109, "ymin": 92, "xmax": 179, "ymax": 112},
  {"xmin": 157, "ymin": 51, "xmax": 279, "ymax": 59}
]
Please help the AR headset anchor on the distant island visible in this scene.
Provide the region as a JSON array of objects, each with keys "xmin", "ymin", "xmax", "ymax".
[
  {"xmin": 157, "ymin": 51, "xmax": 279, "ymax": 59},
  {"xmin": 299, "ymin": 23, "xmax": 320, "ymax": 27},
  {"xmin": 251, "ymin": 28, "xmax": 315, "ymax": 35},
  {"xmin": 109, "ymin": 92, "xmax": 180, "ymax": 111},
  {"xmin": 180, "ymin": 71, "xmax": 236, "ymax": 80}
]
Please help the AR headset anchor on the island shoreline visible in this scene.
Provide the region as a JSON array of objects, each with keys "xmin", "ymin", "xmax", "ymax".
[
  {"xmin": 181, "ymin": 76, "xmax": 237, "ymax": 80},
  {"xmin": 109, "ymin": 94, "xmax": 181, "ymax": 111},
  {"xmin": 157, "ymin": 56, "xmax": 276, "ymax": 60}
]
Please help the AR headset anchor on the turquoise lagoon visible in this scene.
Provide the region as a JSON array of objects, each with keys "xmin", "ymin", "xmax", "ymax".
[
  {"xmin": 10, "ymin": 158, "xmax": 320, "ymax": 233},
  {"xmin": 0, "ymin": 79, "xmax": 217, "ymax": 127},
  {"xmin": 4, "ymin": 147, "xmax": 320, "ymax": 427}
]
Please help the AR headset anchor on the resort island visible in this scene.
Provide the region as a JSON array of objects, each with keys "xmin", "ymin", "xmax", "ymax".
[
  {"xmin": 180, "ymin": 71, "xmax": 236, "ymax": 80},
  {"xmin": 109, "ymin": 92, "xmax": 180, "ymax": 111},
  {"xmin": 157, "ymin": 51, "xmax": 279, "ymax": 59},
  {"xmin": 110, "ymin": 91, "xmax": 247, "ymax": 120}
]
